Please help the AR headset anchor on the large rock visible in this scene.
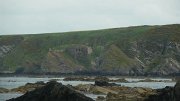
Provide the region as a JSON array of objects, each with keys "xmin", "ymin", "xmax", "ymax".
[
  {"xmin": 106, "ymin": 92, "xmax": 144, "ymax": 101},
  {"xmin": 110, "ymin": 78, "xmax": 129, "ymax": 83},
  {"xmin": 174, "ymin": 80, "xmax": 180, "ymax": 101},
  {"xmin": 90, "ymin": 86, "xmax": 117, "ymax": 95},
  {"xmin": 11, "ymin": 81, "xmax": 45, "ymax": 93},
  {"xmin": 145, "ymin": 80, "xmax": 180, "ymax": 101},
  {"xmin": 7, "ymin": 81, "xmax": 94, "ymax": 101},
  {"xmin": 94, "ymin": 77, "xmax": 109, "ymax": 81},
  {"xmin": 144, "ymin": 86, "xmax": 174, "ymax": 101},
  {"xmin": 94, "ymin": 81, "xmax": 118, "ymax": 87},
  {"xmin": 63, "ymin": 76, "xmax": 93, "ymax": 81},
  {"xmin": 106, "ymin": 87, "xmax": 155, "ymax": 101},
  {"xmin": 74, "ymin": 84, "xmax": 117, "ymax": 95},
  {"xmin": 63, "ymin": 76, "xmax": 129, "ymax": 83},
  {"xmin": 0, "ymin": 87, "xmax": 9, "ymax": 93},
  {"xmin": 96, "ymin": 96, "xmax": 106, "ymax": 101}
]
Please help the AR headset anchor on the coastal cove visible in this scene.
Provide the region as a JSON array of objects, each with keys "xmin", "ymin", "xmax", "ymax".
[
  {"xmin": 1, "ymin": 0, "xmax": 180, "ymax": 100},
  {"xmin": 0, "ymin": 76, "xmax": 176, "ymax": 101}
]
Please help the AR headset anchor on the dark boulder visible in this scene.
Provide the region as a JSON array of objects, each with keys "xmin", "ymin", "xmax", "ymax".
[
  {"xmin": 94, "ymin": 76, "xmax": 109, "ymax": 81},
  {"xmin": 145, "ymin": 80, "xmax": 180, "ymax": 101},
  {"xmin": 7, "ymin": 81, "xmax": 94, "ymax": 101},
  {"xmin": 144, "ymin": 86, "xmax": 174, "ymax": 101},
  {"xmin": 94, "ymin": 81, "xmax": 118, "ymax": 86},
  {"xmin": 63, "ymin": 77, "xmax": 93, "ymax": 81},
  {"xmin": 174, "ymin": 80, "xmax": 180, "ymax": 101}
]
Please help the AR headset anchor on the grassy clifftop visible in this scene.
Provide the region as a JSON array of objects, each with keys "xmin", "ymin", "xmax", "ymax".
[{"xmin": 0, "ymin": 24, "xmax": 180, "ymax": 75}]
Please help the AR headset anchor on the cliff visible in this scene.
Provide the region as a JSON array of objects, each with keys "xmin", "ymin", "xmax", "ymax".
[{"xmin": 0, "ymin": 24, "xmax": 180, "ymax": 76}]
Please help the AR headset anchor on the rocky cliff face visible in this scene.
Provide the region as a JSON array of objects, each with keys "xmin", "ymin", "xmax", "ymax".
[
  {"xmin": 134, "ymin": 39, "xmax": 180, "ymax": 75},
  {"xmin": 0, "ymin": 36, "xmax": 23, "ymax": 72},
  {"xmin": 0, "ymin": 45, "xmax": 14, "ymax": 58},
  {"xmin": 0, "ymin": 45, "xmax": 15, "ymax": 72},
  {"xmin": 0, "ymin": 24, "xmax": 180, "ymax": 75},
  {"xmin": 41, "ymin": 50, "xmax": 83, "ymax": 73}
]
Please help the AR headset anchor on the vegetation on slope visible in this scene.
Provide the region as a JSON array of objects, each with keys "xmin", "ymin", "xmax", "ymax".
[{"xmin": 0, "ymin": 24, "xmax": 180, "ymax": 75}]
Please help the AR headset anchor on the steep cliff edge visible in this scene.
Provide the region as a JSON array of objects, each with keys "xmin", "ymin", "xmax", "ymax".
[{"xmin": 0, "ymin": 24, "xmax": 180, "ymax": 75}]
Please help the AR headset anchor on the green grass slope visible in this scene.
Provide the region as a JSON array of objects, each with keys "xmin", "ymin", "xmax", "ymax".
[{"xmin": 0, "ymin": 24, "xmax": 180, "ymax": 75}]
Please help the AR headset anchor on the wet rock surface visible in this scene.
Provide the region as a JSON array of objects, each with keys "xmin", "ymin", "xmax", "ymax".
[
  {"xmin": 74, "ymin": 80, "xmax": 180, "ymax": 101},
  {"xmin": 11, "ymin": 81, "xmax": 45, "ymax": 93},
  {"xmin": 7, "ymin": 81, "xmax": 94, "ymax": 101},
  {"xmin": 145, "ymin": 80, "xmax": 180, "ymax": 101},
  {"xmin": 144, "ymin": 86, "xmax": 174, "ymax": 101},
  {"xmin": 63, "ymin": 76, "xmax": 93, "ymax": 81},
  {"xmin": 96, "ymin": 96, "xmax": 106, "ymax": 101},
  {"xmin": 174, "ymin": 81, "xmax": 180, "ymax": 101},
  {"xmin": 74, "ymin": 84, "xmax": 117, "ymax": 95},
  {"xmin": 105, "ymin": 87, "xmax": 156, "ymax": 101},
  {"xmin": 0, "ymin": 87, "xmax": 9, "ymax": 93},
  {"xmin": 63, "ymin": 76, "xmax": 129, "ymax": 82},
  {"xmin": 1, "ymin": 77, "xmax": 178, "ymax": 101},
  {"xmin": 94, "ymin": 81, "xmax": 118, "ymax": 86},
  {"xmin": 74, "ymin": 82, "xmax": 156, "ymax": 101}
]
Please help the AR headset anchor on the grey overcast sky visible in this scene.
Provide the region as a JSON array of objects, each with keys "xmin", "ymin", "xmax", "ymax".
[{"xmin": 0, "ymin": 0, "xmax": 180, "ymax": 35}]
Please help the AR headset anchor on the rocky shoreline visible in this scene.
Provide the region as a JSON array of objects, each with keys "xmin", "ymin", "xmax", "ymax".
[
  {"xmin": 63, "ymin": 76, "xmax": 129, "ymax": 82},
  {"xmin": 0, "ymin": 77, "xmax": 179, "ymax": 101}
]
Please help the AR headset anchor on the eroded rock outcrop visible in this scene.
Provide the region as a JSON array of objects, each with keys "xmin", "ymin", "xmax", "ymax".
[
  {"xmin": 144, "ymin": 86, "xmax": 174, "ymax": 101},
  {"xmin": 66, "ymin": 45, "xmax": 88, "ymax": 60},
  {"xmin": 7, "ymin": 81, "xmax": 94, "ymax": 101},
  {"xmin": 174, "ymin": 80, "xmax": 180, "ymax": 101},
  {"xmin": 42, "ymin": 50, "xmax": 84, "ymax": 73},
  {"xmin": 145, "ymin": 80, "xmax": 180, "ymax": 101},
  {"xmin": 0, "ymin": 87, "xmax": 9, "ymax": 93},
  {"xmin": 106, "ymin": 87, "xmax": 155, "ymax": 101},
  {"xmin": 94, "ymin": 81, "xmax": 118, "ymax": 87},
  {"xmin": 63, "ymin": 76, "xmax": 129, "ymax": 82},
  {"xmin": 11, "ymin": 81, "xmax": 45, "ymax": 93},
  {"xmin": 75, "ymin": 84, "xmax": 118, "ymax": 95}
]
